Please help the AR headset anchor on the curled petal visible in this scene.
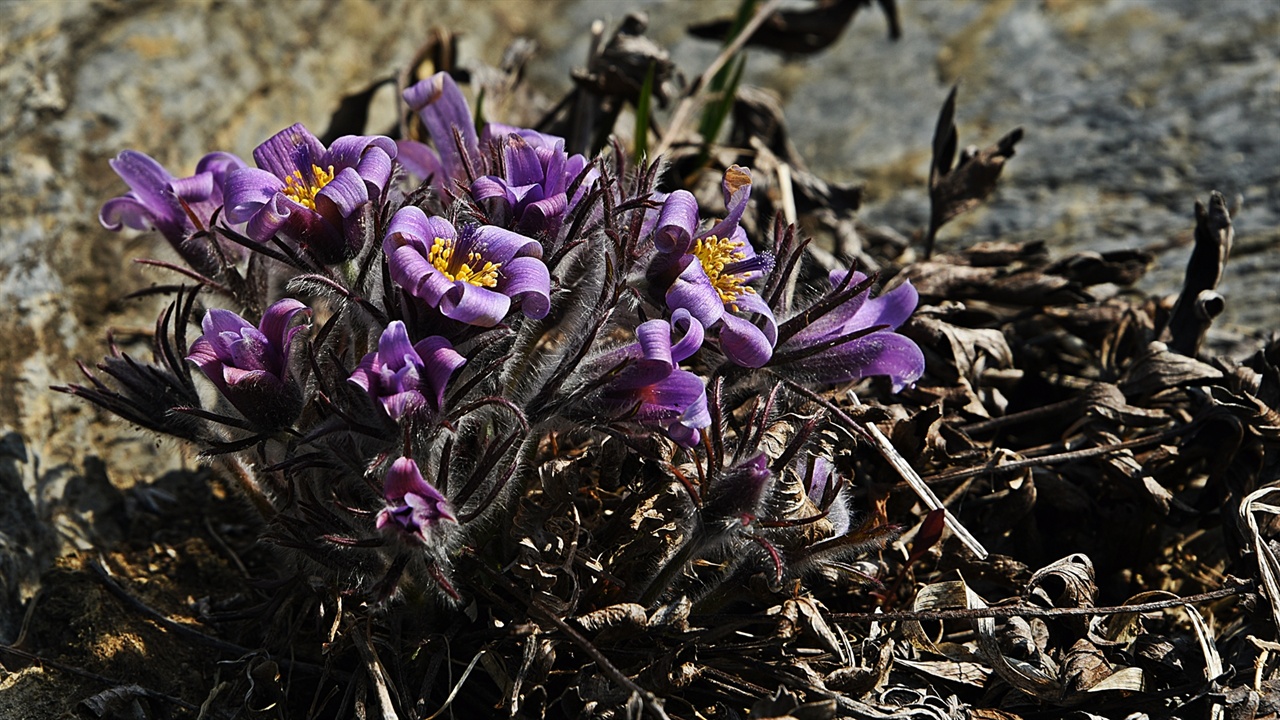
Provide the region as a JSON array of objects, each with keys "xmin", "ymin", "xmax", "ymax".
[
  {"xmin": 223, "ymin": 167, "xmax": 286, "ymax": 225},
  {"xmin": 669, "ymin": 309, "xmax": 704, "ymax": 363},
  {"xmin": 835, "ymin": 272, "xmax": 919, "ymax": 331},
  {"xmin": 799, "ymin": 332, "xmax": 926, "ymax": 391},
  {"xmin": 471, "ymin": 175, "xmax": 516, "ymax": 205},
  {"xmin": 100, "ymin": 195, "xmax": 161, "ymax": 233},
  {"xmin": 654, "ymin": 190, "xmax": 699, "ymax": 253},
  {"xmin": 386, "ymin": 206, "xmax": 457, "ymax": 245},
  {"xmin": 243, "ymin": 193, "xmax": 298, "ymax": 243},
  {"xmin": 315, "ymin": 167, "xmax": 371, "ymax": 218},
  {"xmin": 252, "ymin": 123, "xmax": 325, "ymax": 180},
  {"xmin": 500, "ymin": 255, "xmax": 551, "ymax": 319},
  {"xmin": 666, "ymin": 261, "xmax": 726, "ymax": 329},
  {"xmin": 467, "ymin": 224, "xmax": 542, "ymax": 265},
  {"xmin": 194, "ymin": 151, "xmax": 247, "ymax": 180},
  {"xmin": 718, "ymin": 310, "xmax": 775, "ymax": 368},
  {"xmin": 440, "ymin": 284, "xmax": 511, "ymax": 327},
  {"xmin": 386, "ymin": 245, "xmax": 453, "ymax": 305},
  {"xmin": 257, "ymin": 298, "xmax": 310, "ymax": 352}
]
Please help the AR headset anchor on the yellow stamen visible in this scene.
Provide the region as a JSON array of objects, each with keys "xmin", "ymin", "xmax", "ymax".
[
  {"xmin": 692, "ymin": 235, "xmax": 755, "ymax": 309},
  {"xmin": 428, "ymin": 237, "xmax": 500, "ymax": 288},
  {"xmin": 281, "ymin": 164, "xmax": 337, "ymax": 210}
]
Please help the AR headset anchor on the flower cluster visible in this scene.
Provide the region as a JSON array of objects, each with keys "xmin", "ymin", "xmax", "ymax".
[{"xmin": 77, "ymin": 67, "xmax": 929, "ymax": 695}]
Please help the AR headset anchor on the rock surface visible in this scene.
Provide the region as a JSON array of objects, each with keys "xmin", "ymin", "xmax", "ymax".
[{"xmin": 0, "ymin": 0, "xmax": 1276, "ymax": 612}]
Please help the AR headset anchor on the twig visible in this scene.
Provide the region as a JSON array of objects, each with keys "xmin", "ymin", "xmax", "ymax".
[
  {"xmin": 652, "ymin": 0, "xmax": 784, "ymax": 158},
  {"xmin": 831, "ymin": 581, "xmax": 1252, "ymax": 623},
  {"xmin": 475, "ymin": 559, "xmax": 672, "ymax": 720}
]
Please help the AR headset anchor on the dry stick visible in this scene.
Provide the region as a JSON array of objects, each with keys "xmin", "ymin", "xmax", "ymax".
[
  {"xmin": 476, "ymin": 562, "xmax": 672, "ymax": 720},
  {"xmin": 846, "ymin": 391, "xmax": 989, "ymax": 559},
  {"xmin": 830, "ymin": 581, "xmax": 1252, "ymax": 623},
  {"xmin": 652, "ymin": 0, "xmax": 785, "ymax": 158},
  {"xmin": 0, "ymin": 644, "xmax": 200, "ymax": 711}
]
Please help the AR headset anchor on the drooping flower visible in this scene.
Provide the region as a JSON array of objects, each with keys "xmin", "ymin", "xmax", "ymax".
[
  {"xmin": 649, "ymin": 166, "xmax": 778, "ymax": 368},
  {"xmin": 100, "ymin": 150, "xmax": 247, "ymax": 275},
  {"xmin": 599, "ymin": 309, "xmax": 711, "ymax": 447},
  {"xmin": 348, "ymin": 321, "xmax": 466, "ymax": 421},
  {"xmin": 187, "ymin": 299, "xmax": 310, "ymax": 429},
  {"xmin": 383, "ymin": 207, "xmax": 551, "ymax": 327},
  {"xmin": 400, "ymin": 72, "xmax": 594, "ymax": 235},
  {"xmin": 775, "ymin": 270, "xmax": 924, "ymax": 391},
  {"xmin": 223, "ymin": 123, "xmax": 397, "ymax": 263},
  {"xmin": 375, "ymin": 457, "xmax": 457, "ymax": 544}
]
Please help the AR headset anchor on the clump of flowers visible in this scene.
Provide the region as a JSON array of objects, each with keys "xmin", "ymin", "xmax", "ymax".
[{"xmin": 65, "ymin": 67, "xmax": 926, "ymax": 715}]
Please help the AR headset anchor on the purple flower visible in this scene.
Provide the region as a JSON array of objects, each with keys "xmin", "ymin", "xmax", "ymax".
[
  {"xmin": 348, "ymin": 321, "xmax": 466, "ymax": 421},
  {"xmin": 187, "ymin": 299, "xmax": 310, "ymax": 429},
  {"xmin": 383, "ymin": 207, "xmax": 551, "ymax": 327},
  {"xmin": 223, "ymin": 123, "xmax": 396, "ymax": 263},
  {"xmin": 400, "ymin": 72, "xmax": 594, "ymax": 234},
  {"xmin": 600, "ymin": 310, "xmax": 711, "ymax": 447},
  {"xmin": 375, "ymin": 457, "xmax": 456, "ymax": 543},
  {"xmin": 650, "ymin": 166, "xmax": 778, "ymax": 368},
  {"xmin": 777, "ymin": 270, "xmax": 925, "ymax": 391},
  {"xmin": 470, "ymin": 125, "xmax": 594, "ymax": 235},
  {"xmin": 100, "ymin": 150, "xmax": 246, "ymax": 275}
]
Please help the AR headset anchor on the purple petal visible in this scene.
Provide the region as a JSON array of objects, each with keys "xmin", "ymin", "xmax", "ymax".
[
  {"xmin": 471, "ymin": 176, "xmax": 516, "ymax": 205},
  {"xmin": 654, "ymin": 190, "xmax": 699, "ymax": 253},
  {"xmin": 466, "ymin": 224, "xmax": 542, "ymax": 264},
  {"xmin": 500, "ymin": 255, "xmax": 551, "ymax": 320},
  {"xmin": 666, "ymin": 261, "xmax": 726, "ymax": 329},
  {"xmin": 324, "ymin": 135, "xmax": 397, "ymax": 172},
  {"xmin": 315, "ymin": 167, "xmax": 370, "ymax": 218},
  {"xmin": 202, "ymin": 307, "xmax": 254, "ymax": 338},
  {"xmin": 383, "ymin": 457, "xmax": 433, "ymax": 502},
  {"xmin": 516, "ymin": 194, "xmax": 568, "ymax": 235},
  {"xmin": 394, "ymin": 140, "xmax": 444, "ymax": 182},
  {"xmin": 253, "ymin": 123, "xmax": 325, "ymax": 180},
  {"xmin": 387, "ymin": 245, "xmax": 453, "ymax": 305},
  {"xmin": 352, "ymin": 145, "xmax": 395, "ymax": 198},
  {"xmin": 800, "ymin": 331, "xmax": 926, "ymax": 391},
  {"xmin": 403, "ymin": 72, "xmax": 480, "ymax": 181},
  {"xmin": 101, "ymin": 151, "xmax": 182, "ymax": 233},
  {"xmin": 382, "ymin": 391, "xmax": 426, "ymax": 421},
  {"xmin": 194, "ymin": 151, "xmax": 247, "ymax": 183},
  {"xmin": 849, "ymin": 278, "xmax": 919, "ymax": 331},
  {"xmin": 223, "ymin": 167, "xmax": 286, "ymax": 225},
  {"xmin": 718, "ymin": 310, "xmax": 774, "ymax": 368},
  {"xmin": 100, "ymin": 196, "xmax": 162, "ymax": 233},
  {"xmin": 502, "ymin": 134, "xmax": 545, "ymax": 187},
  {"xmin": 413, "ymin": 336, "xmax": 466, "ymax": 409},
  {"xmin": 387, "ymin": 206, "xmax": 457, "ymax": 245},
  {"xmin": 669, "ymin": 309, "xmax": 704, "ymax": 363},
  {"xmin": 257, "ymin": 298, "xmax": 310, "ymax": 351},
  {"xmin": 242, "ymin": 193, "xmax": 297, "ymax": 243},
  {"xmin": 440, "ymin": 283, "xmax": 511, "ymax": 327},
  {"xmin": 377, "ymin": 321, "xmax": 416, "ymax": 365}
]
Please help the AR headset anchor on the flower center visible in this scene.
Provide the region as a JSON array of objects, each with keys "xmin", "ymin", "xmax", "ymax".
[
  {"xmin": 692, "ymin": 235, "xmax": 754, "ymax": 308},
  {"xmin": 281, "ymin": 164, "xmax": 337, "ymax": 210},
  {"xmin": 428, "ymin": 237, "xmax": 500, "ymax": 288}
]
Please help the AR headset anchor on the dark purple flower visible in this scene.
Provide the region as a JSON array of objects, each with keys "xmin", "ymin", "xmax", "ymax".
[
  {"xmin": 223, "ymin": 123, "xmax": 396, "ymax": 263},
  {"xmin": 650, "ymin": 166, "xmax": 777, "ymax": 368},
  {"xmin": 100, "ymin": 150, "xmax": 247, "ymax": 275},
  {"xmin": 348, "ymin": 321, "xmax": 466, "ymax": 421},
  {"xmin": 600, "ymin": 309, "xmax": 711, "ymax": 447},
  {"xmin": 470, "ymin": 125, "xmax": 594, "ymax": 235},
  {"xmin": 778, "ymin": 270, "xmax": 925, "ymax": 391},
  {"xmin": 375, "ymin": 457, "xmax": 456, "ymax": 543},
  {"xmin": 804, "ymin": 457, "xmax": 850, "ymax": 536},
  {"xmin": 383, "ymin": 208, "xmax": 551, "ymax": 327},
  {"xmin": 187, "ymin": 299, "xmax": 310, "ymax": 429}
]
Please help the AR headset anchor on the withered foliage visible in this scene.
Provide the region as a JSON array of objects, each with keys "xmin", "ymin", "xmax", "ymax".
[{"xmin": 24, "ymin": 8, "xmax": 1280, "ymax": 720}]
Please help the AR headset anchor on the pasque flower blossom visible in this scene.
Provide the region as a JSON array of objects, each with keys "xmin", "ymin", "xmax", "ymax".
[
  {"xmin": 400, "ymin": 72, "xmax": 593, "ymax": 235},
  {"xmin": 777, "ymin": 270, "xmax": 925, "ymax": 391},
  {"xmin": 376, "ymin": 457, "xmax": 456, "ymax": 544},
  {"xmin": 223, "ymin": 123, "xmax": 396, "ymax": 263},
  {"xmin": 649, "ymin": 166, "xmax": 777, "ymax": 368},
  {"xmin": 348, "ymin": 321, "xmax": 466, "ymax": 422},
  {"xmin": 383, "ymin": 208, "xmax": 551, "ymax": 327},
  {"xmin": 100, "ymin": 150, "xmax": 246, "ymax": 275},
  {"xmin": 187, "ymin": 299, "xmax": 310, "ymax": 429},
  {"xmin": 600, "ymin": 309, "xmax": 711, "ymax": 447}
]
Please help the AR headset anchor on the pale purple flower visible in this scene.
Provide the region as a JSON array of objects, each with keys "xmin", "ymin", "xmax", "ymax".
[
  {"xmin": 187, "ymin": 299, "xmax": 310, "ymax": 429},
  {"xmin": 100, "ymin": 150, "xmax": 246, "ymax": 275},
  {"xmin": 383, "ymin": 208, "xmax": 551, "ymax": 327},
  {"xmin": 777, "ymin": 270, "xmax": 925, "ymax": 391},
  {"xmin": 223, "ymin": 123, "xmax": 396, "ymax": 263},
  {"xmin": 649, "ymin": 166, "xmax": 777, "ymax": 368},
  {"xmin": 375, "ymin": 457, "xmax": 456, "ymax": 543},
  {"xmin": 348, "ymin": 321, "xmax": 465, "ymax": 421},
  {"xmin": 600, "ymin": 309, "xmax": 710, "ymax": 447}
]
